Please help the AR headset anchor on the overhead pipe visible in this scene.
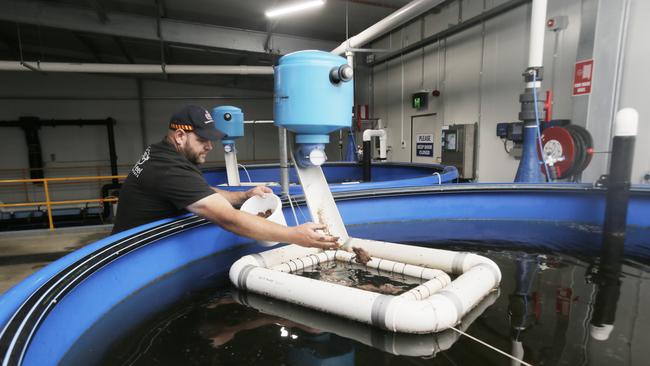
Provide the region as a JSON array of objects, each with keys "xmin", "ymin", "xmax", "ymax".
[
  {"xmin": 331, "ymin": 0, "xmax": 447, "ymax": 55},
  {"xmin": 0, "ymin": 61, "xmax": 273, "ymax": 75},
  {"xmin": 514, "ymin": 0, "xmax": 548, "ymax": 183}
]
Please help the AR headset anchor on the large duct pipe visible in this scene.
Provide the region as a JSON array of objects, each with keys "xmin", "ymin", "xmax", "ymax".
[
  {"xmin": 527, "ymin": 0, "xmax": 547, "ymax": 71},
  {"xmin": 331, "ymin": 0, "xmax": 446, "ymax": 55},
  {"xmin": 0, "ymin": 61, "xmax": 273, "ymax": 75},
  {"xmin": 514, "ymin": 0, "xmax": 548, "ymax": 183}
]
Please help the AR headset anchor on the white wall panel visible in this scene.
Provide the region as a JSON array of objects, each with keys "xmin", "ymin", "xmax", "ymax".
[
  {"xmin": 462, "ymin": 0, "xmax": 486, "ymax": 20},
  {"xmin": 478, "ymin": 5, "xmax": 529, "ymax": 181},
  {"xmin": 620, "ymin": 0, "xmax": 650, "ymax": 184},
  {"xmin": 544, "ymin": 0, "xmax": 582, "ymax": 119},
  {"xmin": 442, "ymin": 27, "xmax": 482, "ymax": 127},
  {"xmin": 424, "ymin": 1, "xmax": 460, "ymax": 37}
]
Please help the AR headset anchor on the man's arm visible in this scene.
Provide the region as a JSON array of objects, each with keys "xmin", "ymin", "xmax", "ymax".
[
  {"xmin": 211, "ymin": 187, "xmax": 247, "ymax": 206},
  {"xmin": 187, "ymin": 193, "xmax": 339, "ymax": 249},
  {"xmin": 211, "ymin": 185, "xmax": 272, "ymax": 207}
]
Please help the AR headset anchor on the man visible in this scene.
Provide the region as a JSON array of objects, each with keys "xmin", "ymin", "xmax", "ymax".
[{"xmin": 112, "ymin": 105, "xmax": 339, "ymax": 249}]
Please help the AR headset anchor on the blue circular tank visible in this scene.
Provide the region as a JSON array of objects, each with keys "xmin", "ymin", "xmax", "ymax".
[
  {"xmin": 211, "ymin": 105, "xmax": 244, "ymax": 144},
  {"xmin": 274, "ymin": 50, "xmax": 354, "ymax": 144}
]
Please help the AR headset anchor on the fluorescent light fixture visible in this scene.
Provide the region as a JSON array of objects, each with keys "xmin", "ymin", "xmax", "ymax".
[{"xmin": 265, "ymin": 0, "xmax": 325, "ymax": 18}]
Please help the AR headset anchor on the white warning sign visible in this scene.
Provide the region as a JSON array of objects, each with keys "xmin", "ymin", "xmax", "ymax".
[{"xmin": 415, "ymin": 134, "xmax": 434, "ymax": 157}]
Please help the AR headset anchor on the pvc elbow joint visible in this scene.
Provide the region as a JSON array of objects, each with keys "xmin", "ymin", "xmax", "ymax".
[
  {"xmin": 295, "ymin": 144, "xmax": 327, "ymax": 168},
  {"xmin": 330, "ymin": 64, "xmax": 353, "ymax": 84}
]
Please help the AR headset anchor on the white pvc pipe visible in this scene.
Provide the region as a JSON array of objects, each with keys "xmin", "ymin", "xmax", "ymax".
[
  {"xmin": 346, "ymin": 238, "xmax": 501, "ymax": 280},
  {"xmin": 224, "ymin": 150, "xmax": 241, "ymax": 186},
  {"xmin": 230, "ymin": 238, "xmax": 501, "ymax": 334},
  {"xmin": 614, "ymin": 108, "xmax": 638, "ymax": 137},
  {"xmin": 0, "ymin": 61, "xmax": 274, "ymax": 75},
  {"xmin": 527, "ymin": 0, "xmax": 548, "ymax": 68},
  {"xmin": 232, "ymin": 288, "xmax": 499, "ymax": 357},
  {"xmin": 331, "ymin": 0, "xmax": 446, "ymax": 55},
  {"xmin": 362, "ymin": 129, "xmax": 388, "ymax": 159}
]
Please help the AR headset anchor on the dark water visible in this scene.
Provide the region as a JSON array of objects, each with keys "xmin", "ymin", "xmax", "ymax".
[
  {"xmin": 94, "ymin": 241, "xmax": 650, "ymax": 366},
  {"xmin": 298, "ymin": 260, "xmax": 424, "ymax": 295}
]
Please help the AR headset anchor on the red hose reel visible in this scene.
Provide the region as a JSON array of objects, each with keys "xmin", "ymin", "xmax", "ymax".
[{"xmin": 538, "ymin": 125, "xmax": 594, "ymax": 179}]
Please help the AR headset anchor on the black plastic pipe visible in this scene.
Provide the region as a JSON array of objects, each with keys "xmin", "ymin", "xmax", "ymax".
[
  {"xmin": 600, "ymin": 111, "xmax": 637, "ymax": 272},
  {"xmin": 106, "ymin": 118, "xmax": 119, "ymax": 185},
  {"xmin": 590, "ymin": 109, "xmax": 638, "ymax": 341},
  {"xmin": 362, "ymin": 140, "xmax": 372, "ymax": 182}
]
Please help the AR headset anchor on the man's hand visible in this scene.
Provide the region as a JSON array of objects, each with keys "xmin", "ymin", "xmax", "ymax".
[
  {"xmin": 289, "ymin": 222, "xmax": 340, "ymax": 250},
  {"xmin": 245, "ymin": 185, "xmax": 273, "ymax": 200}
]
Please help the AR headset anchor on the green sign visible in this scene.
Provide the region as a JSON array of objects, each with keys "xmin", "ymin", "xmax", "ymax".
[
  {"xmin": 412, "ymin": 92, "xmax": 427, "ymax": 109},
  {"xmin": 412, "ymin": 95, "xmax": 423, "ymax": 109}
]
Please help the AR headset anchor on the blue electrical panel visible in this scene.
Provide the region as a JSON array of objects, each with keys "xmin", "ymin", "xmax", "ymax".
[
  {"xmin": 496, "ymin": 123, "xmax": 509, "ymax": 138},
  {"xmin": 496, "ymin": 122, "xmax": 523, "ymax": 143}
]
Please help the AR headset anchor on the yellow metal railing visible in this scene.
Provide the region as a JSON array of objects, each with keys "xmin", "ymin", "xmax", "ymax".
[{"xmin": 0, "ymin": 175, "xmax": 126, "ymax": 230}]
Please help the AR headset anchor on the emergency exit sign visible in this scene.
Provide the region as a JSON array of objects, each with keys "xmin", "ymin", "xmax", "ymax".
[
  {"xmin": 573, "ymin": 59, "xmax": 593, "ymax": 96},
  {"xmin": 415, "ymin": 134, "xmax": 434, "ymax": 157}
]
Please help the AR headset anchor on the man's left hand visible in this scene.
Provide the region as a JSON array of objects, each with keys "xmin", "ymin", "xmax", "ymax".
[{"xmin": 245, "ymin": 185, "xmax": 273, "ymax": 200}]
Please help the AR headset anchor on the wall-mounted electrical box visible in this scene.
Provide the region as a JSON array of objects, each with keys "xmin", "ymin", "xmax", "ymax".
[
  {"xmin": 441, "ymin": 123, "xmax": 476, "ymax": 180},
  {"xmin": 496, "ymin": 122, "xmax": 523, "ymax": 159}
]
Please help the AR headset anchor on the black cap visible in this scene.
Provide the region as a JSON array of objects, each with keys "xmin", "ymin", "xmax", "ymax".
[{"xmin": 169, "ymin": 105, "xmax": 224, "ymax": 141}]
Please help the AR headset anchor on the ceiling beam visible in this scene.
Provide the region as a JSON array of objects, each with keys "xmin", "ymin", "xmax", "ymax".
[
  {"xmin": 74, "ymin": 33, "xmax": 104, "ymax": 62},
  {"xmin": 113, "ymin": 36, "xmax": 135, "ymax": 64},
  {"xmin": 0, "ymin": 29, "xmax": 20, "ymax": 60},
  {"xmin": 336, "ymin": 0, "xmax": 401, "ymax": 10},
  {"xmin": 84, "ymin": 0, "xmax": 109, "ymax": 24},
  {"xmin": 0, "ymin": 0, "xmax": 338, "ymax": 56}
]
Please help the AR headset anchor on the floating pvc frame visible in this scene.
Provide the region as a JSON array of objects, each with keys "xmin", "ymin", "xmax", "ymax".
[{"xmin": 230, "ymin": 237, "xmax": 501, "ymax": 334}]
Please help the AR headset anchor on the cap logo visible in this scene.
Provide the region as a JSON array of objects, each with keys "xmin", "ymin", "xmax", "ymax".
[{"xmin": 204, "ymin": 111, "xmax": 214, "ymax": 124}]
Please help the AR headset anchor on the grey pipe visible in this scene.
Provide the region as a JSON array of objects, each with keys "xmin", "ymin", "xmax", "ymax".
[
  {"xmin": 0, "ymin": 61, "xmax": 274, "ymax": 75},
  {"xmin": 278, "ymin": 127, "xmax": 289, "ymax": 196},
  {"xmin": 0, "ymin": 96, "xmax": 273, "ymax": 101}
]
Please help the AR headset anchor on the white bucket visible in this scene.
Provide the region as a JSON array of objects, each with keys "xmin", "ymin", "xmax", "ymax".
[{"xmin": 240, "ymin": 193, "xmax": 287, "ymax": 246}]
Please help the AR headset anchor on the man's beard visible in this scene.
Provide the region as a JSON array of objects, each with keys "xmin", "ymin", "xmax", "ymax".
[{"xmin": 182, "ymin": 143, "xmax": 205, "ymax": 165}]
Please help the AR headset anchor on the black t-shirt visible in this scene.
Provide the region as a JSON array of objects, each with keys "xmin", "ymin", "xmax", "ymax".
[{"xmin": 112, "ymin": 139, "xmax": 215, "ymax": 234}]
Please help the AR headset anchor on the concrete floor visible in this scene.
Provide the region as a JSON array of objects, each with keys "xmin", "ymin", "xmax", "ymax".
[{"xmin": 0, "ymin": 225, "xmax": 113, "ymax": 294}]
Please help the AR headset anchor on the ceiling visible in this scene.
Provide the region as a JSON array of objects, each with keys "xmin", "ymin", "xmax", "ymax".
[{"xmin": 0, "ymin": 0, "xmax": 413, "ymax": 89}]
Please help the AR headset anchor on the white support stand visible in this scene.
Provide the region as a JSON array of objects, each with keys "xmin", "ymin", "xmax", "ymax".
[
  {"xmin": 293, "ymin": 160, "xmax": 350, "ymax": 244},
  {"xmin": 224, "ymin": 150, "xmax": 241, "ymax": 186}
]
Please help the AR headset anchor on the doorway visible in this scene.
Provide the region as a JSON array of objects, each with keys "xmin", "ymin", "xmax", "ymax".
[{"xmin": 410, "ymin": 113, "xmax": 442, "ymax": 163}]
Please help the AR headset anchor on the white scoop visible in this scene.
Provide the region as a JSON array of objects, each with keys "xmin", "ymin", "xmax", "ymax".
[{"xmin": 240, "ymin": 193, "xmax": 287, "ymax": 246}]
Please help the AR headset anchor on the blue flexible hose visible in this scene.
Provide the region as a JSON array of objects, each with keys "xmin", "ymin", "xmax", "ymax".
[{"xmin": 532, "ymin": 75, "xmax": 551, "ymax": 181}]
